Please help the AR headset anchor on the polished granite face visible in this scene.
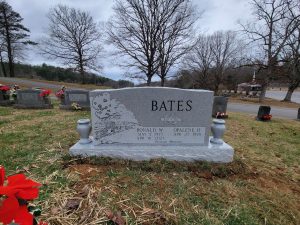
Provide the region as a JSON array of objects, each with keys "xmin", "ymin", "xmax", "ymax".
[
  {"xmin": 90, "ymin": 87, "xmax": 214, "ymax": 146},
  {"xmin": 64, "ymin": 90, "xmax": 90, "ymax": 107},
  {"xmin": 16, "ymin": 90, "xmax": 52, "ymax": 108},
  {"xmin": 212, "ymin": 96, "xmax": 228, "ymax": 116}
]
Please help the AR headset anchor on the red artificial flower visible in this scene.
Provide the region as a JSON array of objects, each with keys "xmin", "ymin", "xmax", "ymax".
[
  {"xmin": 55, "ymin": 90, "xmax": 64, "ymax": 98},
  {"xmin": 0, "ymin": 196, "xmax": 33, "ymax": 225},
  {"xmin": 39, "ymin": 89, "xmax": 51, "ymax": 97},
  {"xmin": 262, "ymin": 114, "xmax": 272, "ymax": 120},
  {"xmin": 0, "ymin": 173, "xmax": 41, "ymax": 200},
  {"xmin": 38, "ymin": 221, "xmax": 48, "ymax": 225},
  {"xmin": 0, "ymin": 166, "xmax": 5, "ymax": 186},
  {"xmin": 0, "ymin": 85, "xmax": 10, "ymax": 92}
]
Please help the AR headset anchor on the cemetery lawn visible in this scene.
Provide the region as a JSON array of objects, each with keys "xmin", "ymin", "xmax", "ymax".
[{"xmin": 0, "ymin": 104, "xmax": 299, "ymax": 225}]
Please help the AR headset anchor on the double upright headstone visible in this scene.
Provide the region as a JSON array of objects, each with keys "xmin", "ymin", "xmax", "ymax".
[
  {"xmin": 70, "ymin": 88, "xmax": 234, "ymax": 163},
  {"xmin": 14, "ymin": 90, "xmax": 53, "ymax": 109}
]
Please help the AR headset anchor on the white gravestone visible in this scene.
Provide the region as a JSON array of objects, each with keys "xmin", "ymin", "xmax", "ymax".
[{"xmin": 70, "ymin": 87, "xmax": 234, "ymax": 162}]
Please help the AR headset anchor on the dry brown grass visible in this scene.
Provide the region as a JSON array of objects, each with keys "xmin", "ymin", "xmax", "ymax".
[{"xmin": 0, "ymin": 105, "xmax": 299, "ymax": 225}]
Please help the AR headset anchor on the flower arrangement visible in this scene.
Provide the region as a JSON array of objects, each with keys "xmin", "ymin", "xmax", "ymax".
[
  {"xmin": 215, "ymin": 112, "xmax": 228, "ymax": 119},
  {"xmin": 0, "ymin": 86, "xmax": 11, "ymax": 101},
  {"xmin": 55, "ymin": 89, "xmax": 64, "ymax": 100},
  {"xmin": 0, "ymin": 85, "xmax": 10, "ymax": 92},
  {"xmin": 71, "ymin": 102, "xmax": 82, "ymax": 110},
  {"xmin": 39, "ymin": 90, "xmax": 51, "ymax": 98},
  {"xmin": 0, "ymin": 166, "xmax": 47, "ymax": 225},
  {"xmin": 261, "ymin": 114, "xmax": 272, "ymax": 121}
]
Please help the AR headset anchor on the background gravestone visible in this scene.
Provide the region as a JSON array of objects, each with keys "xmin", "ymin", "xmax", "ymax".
[
  {"xmin": 70, "ymin": 87, "xmax": 234, "ymax": 162},
  {"xmin": 14, "ymin": 90, "xmax": 53, "ymax": 109},
  {"xmin": 212, "ymin": 96, "xmax": 228, "ymax": 117},
  {"xmin": 60, "ymin": 90, "xmax": 90, "ymax": 110},
  {"xmin": 298, "ymin": 108, "xmax": 300, "ymax": 120},
  {"xmin": 0, "ymin": 87, "xmax": 14, "ymax": 106},
  {"xmin": 257, "ymin": 105, "xmax": 271, "ymax": 121}
]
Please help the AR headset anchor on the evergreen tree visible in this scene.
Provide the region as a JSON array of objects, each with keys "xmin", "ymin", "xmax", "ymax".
[{"xmin": 0, "ymin": 1, "xmax": 35, "ymax": 77}]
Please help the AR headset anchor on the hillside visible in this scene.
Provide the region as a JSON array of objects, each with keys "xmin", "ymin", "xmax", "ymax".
[{"xmin": 0, "ymin": 63, "xmax": 134, "ymax": 88}]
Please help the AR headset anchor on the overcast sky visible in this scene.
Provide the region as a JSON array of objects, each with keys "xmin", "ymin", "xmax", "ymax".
[{"xmin": 7, "ymin": 0, "xmax": 252, "ymax": 81}]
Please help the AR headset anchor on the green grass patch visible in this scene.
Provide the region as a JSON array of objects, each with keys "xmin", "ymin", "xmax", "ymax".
[{"xmin": 0, "ymin": 107, "xmax": 299, "ymax": 225}]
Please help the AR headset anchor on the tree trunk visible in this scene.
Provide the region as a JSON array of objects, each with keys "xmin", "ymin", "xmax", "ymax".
[
  {"xmin": 214, "ymin": 83, "xmax": 219, "ymax": 96},
  {"xmin": 80, "ymin": 69, "xmax": 85, "ymax": 84},
  {"xmin": 3, "ymin": 8, "xmax": 14, "ymax": 77},
  {"xmin": 160, "ymin": 76, "xmax": 165, "ymax": 87},
  {"xmin": 146, "ymin": 76, "xmax": 151, "ymax": 86},
  {"xmin": 259, "ymin": 84, "xmax": 267, "ymax": 102},
  {"xmin": 259, "ymin": 74, "xmax": 270, "ymax": 102},
  {"xmin": 283, "ymin": 81, "xmax": 300, "ymax": 102},
  {"xmin": 0, "ymin": 53, "xmax": 7, "ymax": 77}
]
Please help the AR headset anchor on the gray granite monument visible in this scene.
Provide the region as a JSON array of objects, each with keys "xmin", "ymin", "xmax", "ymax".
[
  {"xmin": 70, "ymin": 87, "xmax": 234, "ymax": 163},
  {"xmin": 212, "ymin": 96, "xmax": 228, "ymax": 118},
  {"xmin": 60, "ymin": 90, "xmax": 90, "ymax": 110},
  {"xmin": 256, "ymin": 105, "xmax": 271, "ymax": 121},
  {"xmin": 0, "ymin": 91, "xmax": 13, "ymax": 106},
  {"xmin": 14, "ymin": 90, "xmax": 53, "ymax": 109}
]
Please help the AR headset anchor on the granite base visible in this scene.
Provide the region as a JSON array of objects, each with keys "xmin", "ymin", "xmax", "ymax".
[
  {"xmin": 14, "ymin": 104, "xmax": 53, "ymax": 109},
  {"xmin": 70, "ymin": 137, "xmax": 234, "ymax": 163},
  {"xmin": 0, "ymin": 100, "xmax": 15, "ymax": 106},
  {"xmin": 59, "ymin": 104, "xmax": 90, "ymax": 111}
]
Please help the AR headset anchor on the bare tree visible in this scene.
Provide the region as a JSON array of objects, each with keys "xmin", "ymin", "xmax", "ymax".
[
  {"xmin": 156, "ymin": 0, "xmax": 198, "ymax": 86},
  {"xmin": 183, "ymin": 35, "xmax": 213, "ymax": 89},
  {"xmin": 184, "ymin": 31, "xmax": 243, "ymax": 93},
  {"xmin": 209, "ymin": 31, "xmax": 243, "ymax": 94},
  {"xmin": 41, "ymin": 5, "xmax": 102, "ymax": 84},
  {"xmin": 282, "ymin": 27, "xmax": 300, "ymax": 101},
  {"xmin": 240, "ymin": 0, "xmax": 300, "ymax": 101},
  {"xmin": 108, "ymin": 0, "xmax": 161, "ymax": 86},
  {"xmin": 0, "ymin": 1, "xmax": 35, "ymax": 77},
  {"xmin": 108, "ymin": 0, "xmax": 197, "ymax": 86}
]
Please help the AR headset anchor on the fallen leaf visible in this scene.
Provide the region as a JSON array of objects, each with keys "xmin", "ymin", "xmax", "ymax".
[
  {"xmin": 65, "ymin": 198, "xmax": 81, "ymax": 211},
  {"xmin": 105, "ymin": 210, "xmax": 126, "ymax": 225}
]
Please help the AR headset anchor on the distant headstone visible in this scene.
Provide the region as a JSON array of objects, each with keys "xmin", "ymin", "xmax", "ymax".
[
  {"xmin": 0, "ymin": 88, "xmax": 14, "ymax": 106},
  {"xmin": 14, "ymin": 90, "xmax": 53, "ymax": 109},
  {"xmin": 60, "ymin": 90, "xmax": 90, "ymax": 110},
  {"xmin": 297, "ymin": 108, "xmax": 300, "ymax": 120},
  {"xmin": 212, "ymin": 96, "xmax": 228, "ymax": 118},
  {"xmin": 70, "ymin": 88, "xmax": 234, "ymax": 163},
  {"xmin": 257, "ymin": 106, "xmax": 271, "ymax": 121}
]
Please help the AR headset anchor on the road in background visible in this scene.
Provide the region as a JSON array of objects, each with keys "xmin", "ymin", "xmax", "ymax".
[
  {"xmin": 228, "ymin": 103, "xmax": 298, "ymax": 120},
  {"xmin": 266, "ymin": 91, "xmax": 300, "ymax": 104},
  {"xmin": 0, "ymin": 77, "xmax": 84, "ymax": 90},
  {"xmin": 1, "ymin": 77, "xmax": 299, "ymax": 119}
]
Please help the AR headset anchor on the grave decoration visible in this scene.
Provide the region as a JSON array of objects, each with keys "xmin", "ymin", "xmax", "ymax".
[{"xmin": 0, "ymin": 166, "xmax": 48, "ymax": 225}]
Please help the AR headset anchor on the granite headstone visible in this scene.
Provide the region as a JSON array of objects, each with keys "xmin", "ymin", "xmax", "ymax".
[
  {"xmin": 257, "ymin": 105, "xmax": 271, "ymax": 121},
  {"xmin": 14, "ymin": 90, "xmax": 53, "ymax": 109},
  {"xmin": 70, "ymin": 87, "xmax": 234, "ymax": 162},
  {"xmin": 212, "ymin": 96, "xmax": 228, "ymax": 117},
  {"xmin": 60, "ymin": 90, "xmax": 90, "ymax": 110},
  {"xmin": 297, "ymin": 108, "xmax": 300, "ymax": 120}
]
